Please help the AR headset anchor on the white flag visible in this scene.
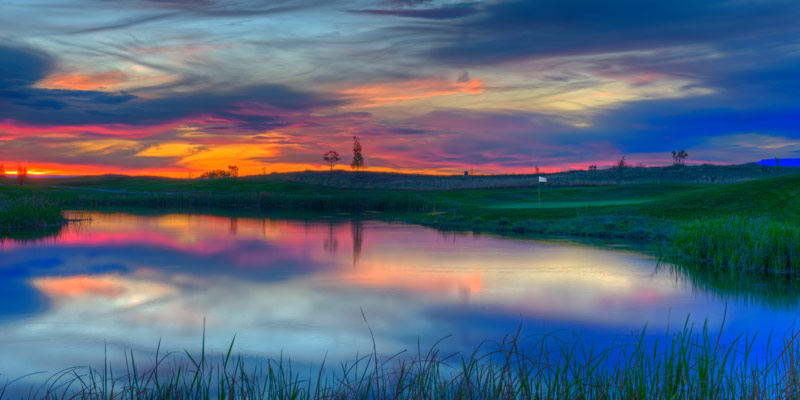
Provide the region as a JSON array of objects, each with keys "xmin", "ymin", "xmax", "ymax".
[{"xmin": 538, "ymin": 176, "xmax": 547, "ymax": 183}]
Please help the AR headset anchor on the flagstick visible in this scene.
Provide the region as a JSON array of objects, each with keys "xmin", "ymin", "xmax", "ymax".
[{"xmin": 538, "ymin": 179, "xmax": 541, "ymax": 208}]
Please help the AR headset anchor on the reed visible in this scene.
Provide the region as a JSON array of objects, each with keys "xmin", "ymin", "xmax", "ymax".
[
  {"xmin": 664, "ymin": 216, "xmax": 800, "ymax": 274},
  {"xmin": 4, "ymin": 320, "xmax": 800, "ymax": 399},
  {"xmin": 0, "ymin": 197, "xmax": 65, "ymax": 230}
]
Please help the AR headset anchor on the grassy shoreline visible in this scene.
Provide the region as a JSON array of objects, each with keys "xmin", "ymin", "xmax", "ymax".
[
  {"xmin": 0, "ymin": 197, "xmax": 65, "ymax": 231},
  {"xmin": 2, "ymin": 168, "xmax": 799, "ymax": 277},
  {"xmin": 4, "ymin": 321, "xmax": 800, "ymax": 399}
]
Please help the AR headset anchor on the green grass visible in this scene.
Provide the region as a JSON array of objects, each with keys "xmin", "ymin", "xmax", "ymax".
[
  {"xmin": 486, "ymin": 198, "xmax": 654, "ymax": 209},
  {"xmin": 663, "ymin": 216, "xmax": 800, "ymax": 274},
  {"xmin": 5, "ymin": 321, "xmax": 800, "ymax": 399}
]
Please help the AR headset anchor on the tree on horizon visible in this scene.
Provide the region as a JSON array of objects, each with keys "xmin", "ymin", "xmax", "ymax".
[
  {"xmin": 323, "ymin": 150, "xmax": 340, "ymax": 172},
  {"xmin": 672, "ymin": 150, "xmax": 688, "ymax": 165},
  {"xmin": 199, "ymin": 169, "xmax": 231, "ymax": 179},
  {"xmin": 0, "ymin": 163, "xmax": 5, "ymax": 179},
  {"xmin": 228, "ymin": 165, "xmax": 239, "ymax": 178},
  {"xmin": 17, "ymin": 164, "xmax": 27, "ymax": 185},
  {"xmin": 350, "ymin": 136, "xmax": 365, "ymax": 171}
]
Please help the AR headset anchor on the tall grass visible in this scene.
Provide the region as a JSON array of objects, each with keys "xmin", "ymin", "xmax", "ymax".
[
  {"xmin": 0, "ymin": 197, "xmax": 65, "ymax": 230},
  {"xmin": 665, "ymin": 216, "xmax": 800, "ymax": 274},
  {"xmin": 4, "ymin": 320, "xmax": 800, "ymax": 399}
]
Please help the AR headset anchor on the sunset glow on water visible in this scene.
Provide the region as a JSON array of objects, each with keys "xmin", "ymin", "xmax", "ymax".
[{"xmin": 1, "ymin": 212, "xmax": 798, "ymax": 382}]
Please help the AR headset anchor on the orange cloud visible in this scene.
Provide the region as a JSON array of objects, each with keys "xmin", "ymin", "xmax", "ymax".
[
  {"xmin": 0, "ymin": 120, "xmax": 181, "ymax": 139},
  {"xmin": 342, "ymin": 77, "xmax": 483, "ymax": 107},
  {"xmin": 37, "ymin": 70, "xmax": 129, "ymax": 91},
  {"xmin": 33, "ymin": 275, "xmax": 125, "ymax": 298}
]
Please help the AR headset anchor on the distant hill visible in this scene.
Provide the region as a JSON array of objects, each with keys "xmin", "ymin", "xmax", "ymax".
[{"xmin": 757, "ymin": 158, "xmax": 800, "ymax": 167}]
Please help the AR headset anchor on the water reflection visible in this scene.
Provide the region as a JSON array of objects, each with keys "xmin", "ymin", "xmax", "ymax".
[
  {"xmin": 0, "ymin": 211, "xmax": 799, "ymax": 381},
  {"xmin": 352, "ymin": 220, "xmax": 363, "ymax": 267}
]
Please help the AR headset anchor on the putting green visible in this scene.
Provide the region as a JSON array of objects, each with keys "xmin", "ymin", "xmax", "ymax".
[{"xmin": 487, "ymin": 198, "xmax": 654, "ymax": 209}]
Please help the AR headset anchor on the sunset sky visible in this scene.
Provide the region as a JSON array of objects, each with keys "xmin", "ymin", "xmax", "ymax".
[{"xmin": 1, "ymin": 0, "xmax": 799, "ymax": 177}]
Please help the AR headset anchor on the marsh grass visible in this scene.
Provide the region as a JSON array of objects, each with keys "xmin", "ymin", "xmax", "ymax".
[
  {"xmin": 664, "ymin": 216, "xmax": 800, "ymax": 274},
  {"xmin": 4, "ymin": 319, "xmax": 800, "ymax": 399},
  {"xmin": 0, "ymin": 197, "xmax": 65, "ymax": 231}
]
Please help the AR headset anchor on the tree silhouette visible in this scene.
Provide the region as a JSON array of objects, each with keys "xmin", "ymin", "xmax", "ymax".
[
  {"xmin": 323, "ymin": 150, "xmax": 340, "ymax": 172},
  {"xmin": 350, "ymin": 136, "xmax": 365, "ymax": 170},
  {"xmin": 671, "ymin": 150, "xmax": 688, "ymax": 165},
  {"xmin": 0, "ymin": 163, "xmax": 5, "ymax": 179},
  {"xmin": 228, "ymin": 165, "xmax": 239, "ymax": 178},
  {"xmin": 198, "ymin": 169, "xmax": 231, "ymax": 179},
  {"xmin": 616, "ymin": 156, "xmax": 627, "ymax": 169},
  {"xmin": 17, "ymin": 164, "xmax": 27, "ymax": 185},
  {"xmin": 588, "ymin": 164, "xmax": 597, "ymax": 171}
]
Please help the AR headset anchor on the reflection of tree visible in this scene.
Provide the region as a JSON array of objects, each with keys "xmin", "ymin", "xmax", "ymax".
[
  {"xmin": 229, "ymin": 217, "xmax": 238, "ymax": 235},
  {"xmin": 352, "ymin": 220, "xmax": 363, "ymax": 267},
  {"xmin": 324, "ymin": 221, "xmax": 338, "ymax": 252}
]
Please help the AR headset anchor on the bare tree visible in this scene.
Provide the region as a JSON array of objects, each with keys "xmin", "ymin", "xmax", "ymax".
[
  {"xmin": 671, "ymin": 150, "xmax": 688, "ymax": 165},
  {"xmin": 323, "ymin": 150, "xmax": 340, "ymax": 172},
  {"xmin": 588, "ymin": 164, "xmax": 597, "ymax": 171},
  {"xmin": 350, "ymin": 136, "xmax": 365, "ymax": 170},
  {"xmin": 228, "ymin": 165, "xmax": 239, "ymax": 178},
  {"xmin": 616, "ymin": 156, "xmax": 627, "ymax": 169}
]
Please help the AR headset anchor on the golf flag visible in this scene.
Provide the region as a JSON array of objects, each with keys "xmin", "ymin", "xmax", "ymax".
[{"xmin": 538, "ymin": 176, "xmax": 547, "ymax": 183}]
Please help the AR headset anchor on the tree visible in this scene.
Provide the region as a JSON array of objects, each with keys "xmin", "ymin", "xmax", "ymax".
[
  {"xmin": 323, "ymin": 150, "xmax": 340, "ymax": 172},
  {"xmin": 228, "ymin": 165, "xmax": 239, "ymax": 178},
  {"xmin": 588, "ymin": 164, "xmax": 597, "ymax": 171},
  {"xmin": 350, "ymin": 136, "xmax": 365, "ymax": 170},
  {"xmin": 0, "ymin": 163, "xmax": 5, "ymax": 179},
  {"xmin": 616, "ymin": 156, "xmax": 627, "ymax": 169},
  {"xmin": 671, "ymin": 150, "xmax": 688, "ymax": 165},
  {"xmin": 776, "ymin": 157, "xmax": 781, "ymax": 167},
  {"xmin": 198, "ymin": 169, "xmax": 231, "ymax": 179},
  {"xmin": 17, "ymin": 164, "xmax": 27, "ymax": 185}
]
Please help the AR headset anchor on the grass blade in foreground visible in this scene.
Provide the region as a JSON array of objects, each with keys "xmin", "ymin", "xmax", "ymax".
[{"xmin": 3, "ymin": 321, "xmax": 800, "ymax": 399}]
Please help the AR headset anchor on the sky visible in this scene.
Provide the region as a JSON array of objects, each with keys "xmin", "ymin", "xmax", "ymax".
[{"xmin": 1, "ymin": 0, "xmax": 799, "ymax": 177}]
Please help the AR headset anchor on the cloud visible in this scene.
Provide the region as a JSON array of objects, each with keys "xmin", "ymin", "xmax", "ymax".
[
  {"xmin": 426, "ymin": 0, "xmax": 800, "ymax": 65},
  {"xmin": 0, "ymin": 44, "xmax": 342, "ymax": 132},
  {"xmin": 0, "ymin": 46, "xmax": 54, "ymax": 90},
  {"xmin": 349, "ymin": 4, "xmax": 477, "ymax": 19}
]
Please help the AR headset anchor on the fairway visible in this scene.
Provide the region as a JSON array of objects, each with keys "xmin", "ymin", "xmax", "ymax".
[{"xmin": 486, "ymin": 198, "xmax": 654, "ymax": 209}]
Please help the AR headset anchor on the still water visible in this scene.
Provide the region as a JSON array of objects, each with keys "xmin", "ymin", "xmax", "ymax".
[{"xmin": 0, "ymin": 211, "xmax": 798, "ymax": 381}]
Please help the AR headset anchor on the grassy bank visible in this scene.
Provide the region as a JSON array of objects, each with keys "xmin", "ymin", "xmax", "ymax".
[
  {"xmin": 2, "ymin": 169, "xmax": 800, "ymax": 276},
  {"xmin": 5, "ymin": 322, "xmax": 800, "ymax": 399},
  {"xmin": 0, "ymin": 197, "xmax": 65, "ymax": 231},
  {"xmin": 0, "ymin": 177, "xmax": 441, "ymax": 211},
  {"xmin": 665, "ymin": 216, "xmax": 800, "ymax": 274}
]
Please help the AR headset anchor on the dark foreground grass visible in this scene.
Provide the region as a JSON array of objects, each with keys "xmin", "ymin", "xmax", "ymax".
[
  {"xmin": 0, "ymin": 197, "xmax": 65, "ymax": 230},
  {"xmin": 4, "ymin": 320, "xmax": 800, "ymax": 400}
]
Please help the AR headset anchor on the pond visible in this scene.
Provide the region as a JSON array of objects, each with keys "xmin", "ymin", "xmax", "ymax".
[{"xmin": 0, "ymin": 211, "xmax": 798, "ymax": 383}]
